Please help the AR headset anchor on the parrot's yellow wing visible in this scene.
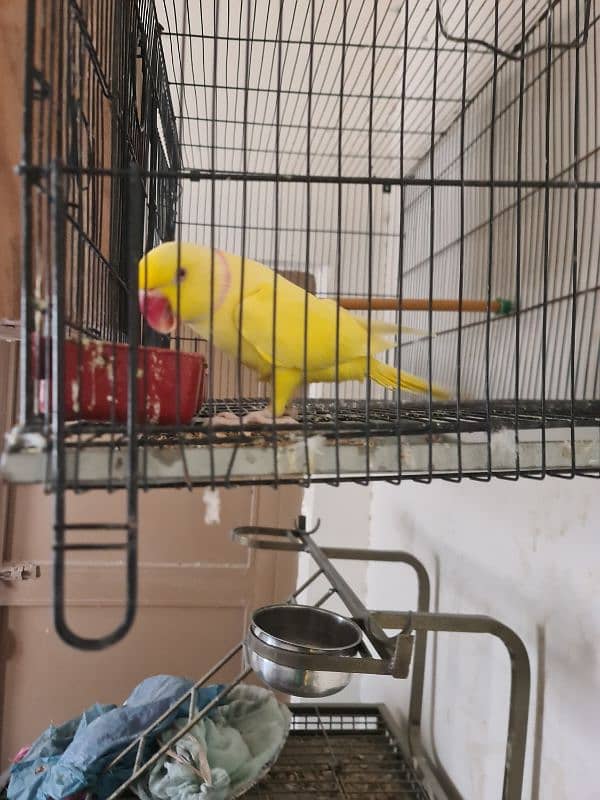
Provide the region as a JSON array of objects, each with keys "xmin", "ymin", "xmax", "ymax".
[
  {"xmin": 354, "ymin": 317, "xmax": 433, "ymax": 339},
  {"xmin": 235, "ymin": 283, "xmax": 391, "ymax": 372}
]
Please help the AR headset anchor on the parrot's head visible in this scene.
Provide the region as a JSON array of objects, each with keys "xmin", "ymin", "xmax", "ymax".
[{"xmin": 138, "ymin": 242, "xmax": 227, "ymax": 333}]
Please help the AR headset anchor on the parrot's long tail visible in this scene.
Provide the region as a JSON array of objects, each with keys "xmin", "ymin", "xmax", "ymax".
[{"xmin": 369, "ymin": 358, "xmax": 449, "ymax": 400}]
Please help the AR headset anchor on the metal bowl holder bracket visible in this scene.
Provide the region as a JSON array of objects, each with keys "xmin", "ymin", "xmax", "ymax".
[
  {"xmin": 99, "ymin": 516, "xmax": 530, "ymax": 800},
  {"xmin": 238, "ymin": 517, "xmax": 530, "ymax": 800}
]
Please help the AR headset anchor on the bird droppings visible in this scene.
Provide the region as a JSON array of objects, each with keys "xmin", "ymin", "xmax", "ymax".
[
  {"xmin": 306, "ymin": 434, "xmax": 326, "ymax": 473},
  {"xmin": 401, "ymin": 442, "xmax": 416, "ymax": 470},
  {"xmin": 490, "ymin": 428, "xmax": 517, "ymax": 464},
  {"xmin": 4, "ymin": 428, "xmax": 47, "ymax": 453},
  {"xmin": 576, "ymin": 440, "xmax": 600, "ymax": 467},
  {"xmin": 202, "ymin": 488, "xmax": 221, "ymax": 525},
  {"xmin": 286, "ymin": 434, "xmax": 326, "ymax": 474},
  {"xmin": 144, "ymin": 396, "xmax": 162, "ymax": 424},
  {"xmin": 71, "ymin": 380, "xmax": 80, "ymax": 414}
]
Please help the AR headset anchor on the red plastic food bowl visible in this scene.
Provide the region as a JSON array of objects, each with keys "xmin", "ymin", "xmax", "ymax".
[{"xmin": 35, "ymin": 338, "xmax": 206, "ymax": 424}]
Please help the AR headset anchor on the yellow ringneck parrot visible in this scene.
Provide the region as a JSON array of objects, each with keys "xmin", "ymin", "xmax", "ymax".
[{"xmin": 139, "ymin": 242, "xmax": 448, "ymax": 423}]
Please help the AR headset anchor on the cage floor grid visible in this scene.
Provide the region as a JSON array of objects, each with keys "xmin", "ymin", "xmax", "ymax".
[
  {"xmin": 245, "ymin": 706, "xmax": 431, "ymax": 800},
  {"xmin": 194, "ymin": 399, "xmax": 600, "ymax": 439},
  {"xmin": 3, "ymin": 399, "xmax": 599, "ymax": 487}
]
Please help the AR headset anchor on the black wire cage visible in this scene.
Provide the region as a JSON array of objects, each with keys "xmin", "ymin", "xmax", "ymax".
[{"xmin": 3, "ymin": 0, "xmax": 600, "ymax": 646}]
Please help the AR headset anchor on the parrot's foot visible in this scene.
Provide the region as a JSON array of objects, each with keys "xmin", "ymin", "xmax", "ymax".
[
  {"xmin": 201, "ymin": 408, "xmax": 299, "ymax": 428},
  {"xmin": 240, "ymin": 408, "xmax": 299, "ymax": 426},
  {"xmin": 201, "ymin": 411, "xmax": 244, "ymax": 427}
]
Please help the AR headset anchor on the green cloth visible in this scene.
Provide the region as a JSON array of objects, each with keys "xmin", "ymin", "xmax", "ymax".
[{"xmin": 133, "ymin": 685, "xmax": 290, "ymax": 799}]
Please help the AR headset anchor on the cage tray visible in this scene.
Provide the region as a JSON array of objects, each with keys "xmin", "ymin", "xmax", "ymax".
[{"xmin": 3, "ymin": 400, "xmax": 599, "ymax": 488}]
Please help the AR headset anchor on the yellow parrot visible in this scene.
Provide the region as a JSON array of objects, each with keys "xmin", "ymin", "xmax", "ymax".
[{"xmin": 138, "ymin": 242, "xmax": 448, "ymax": 424}]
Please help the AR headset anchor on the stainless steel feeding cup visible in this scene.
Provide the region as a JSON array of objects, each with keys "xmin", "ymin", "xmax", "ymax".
[{"xmin": 246, "ymin": 603, "xmax": 363, "ymax": 697}]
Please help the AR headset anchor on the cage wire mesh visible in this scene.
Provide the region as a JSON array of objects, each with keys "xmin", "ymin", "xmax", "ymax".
[
  {"xmin": 6, "ymin": 0, "xmax": 600, "ymax": 642},
  {"xmin": 158, "ymin": 0, "xmax": 600, "ymax": 483},
  {"xmin": 244, "ymin": 705, "xmax": 432, "ymax": 799}
]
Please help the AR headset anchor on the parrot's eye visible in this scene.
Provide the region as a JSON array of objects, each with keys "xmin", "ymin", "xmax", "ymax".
[{"xmin": 176, "ymin": 266, "xmax": 187, "ymax": 281}]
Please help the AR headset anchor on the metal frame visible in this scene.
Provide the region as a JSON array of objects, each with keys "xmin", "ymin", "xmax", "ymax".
[{"xmin": 100, "ymin": 517, "xmax": 530, "ymax": 800}]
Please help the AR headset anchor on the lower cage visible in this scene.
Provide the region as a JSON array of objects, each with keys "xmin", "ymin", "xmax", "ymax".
[{"xmin": 245, "ymin": 705, "xmax": 431, "ymax": 800}]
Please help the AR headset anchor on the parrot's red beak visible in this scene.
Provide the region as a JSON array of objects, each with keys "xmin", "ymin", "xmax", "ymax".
[{"xmin": 139, "ymin": 289, "xmax": 176, "ymax": 334}]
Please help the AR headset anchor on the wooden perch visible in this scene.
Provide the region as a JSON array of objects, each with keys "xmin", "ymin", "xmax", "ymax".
[{"xmin": 337, "ymin": 297, "xmax": 514, "ymax": 314}]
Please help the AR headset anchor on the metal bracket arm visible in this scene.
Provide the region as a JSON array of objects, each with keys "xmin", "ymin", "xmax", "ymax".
[{"xmin": 372, "ymin": 610, "xmax": 531, "ymax": 800}]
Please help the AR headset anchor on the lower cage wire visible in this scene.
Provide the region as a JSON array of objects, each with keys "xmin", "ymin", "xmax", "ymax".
[{"xmin": 243, "ymin": 705, "xmax": 432, "ymax": 800}]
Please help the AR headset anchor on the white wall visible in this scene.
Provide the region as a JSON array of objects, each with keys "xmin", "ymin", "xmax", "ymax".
[
  {"xmin": 295, "ymin": 483, "xmax": 370, "ymax": 704},
  {"xmin": 305, "ymin": 477, "xmax": 600, "ymax": 799}
]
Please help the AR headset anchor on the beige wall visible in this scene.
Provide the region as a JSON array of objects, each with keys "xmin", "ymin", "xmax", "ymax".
[{"xmin": 0, "ymin": 482, "xmax": 300, "ymax": 766}]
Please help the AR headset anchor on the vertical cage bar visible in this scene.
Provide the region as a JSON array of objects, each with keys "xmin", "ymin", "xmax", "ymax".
[
  {"xmin": 482, "ymin": 3, "xmax": 501, "ymax": 480},
  {"xmin": 50, "ymin": 161, "xmax": 69, "ymax": 644},
  {"xmin": 270, "ymin": 0, "xmax": 283, "ymax": 483},
  {"xmin": 424, "ymin": 3, "xmax": 440, "ymax": 484},
  {"xmin": 395, "ymin": 0, "xmax": 409, "ymax": 484},
  {"xmin": 511, "ymin": 2, "xmax": 527, "ymax": 479},
  {"xmin": 208, "ymin": 0, "xmax": 218, "ymax": 486},
  {"xmin": 302, "ymin": 0, "xmax": 315, "ymax": 485},
  {"xmin": 567, "ymin": 0, "xmax": 582, "ymax": 477},
  {"xmin": 124, "ymin": 166, "xmax": 141, "ymax": 639},
  {"xmin": 364, "ymin": 0, "xmax": 378, "ymax": 486},
  {"xmin": 540, "ymin": 10, "xmax": 553, "ymax": 477},
  {"xmin": 333, "ymin": 0, "xmax": 348, "ymax": 485},
  {"xmin": 20, "ymin": 0, "xmax": 37, "ymax": 426}
]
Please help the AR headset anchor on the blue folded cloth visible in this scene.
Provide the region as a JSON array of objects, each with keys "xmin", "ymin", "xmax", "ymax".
[{"xmin": 8, "ymin": 676, "xmax": 224, "ymax": 800}]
